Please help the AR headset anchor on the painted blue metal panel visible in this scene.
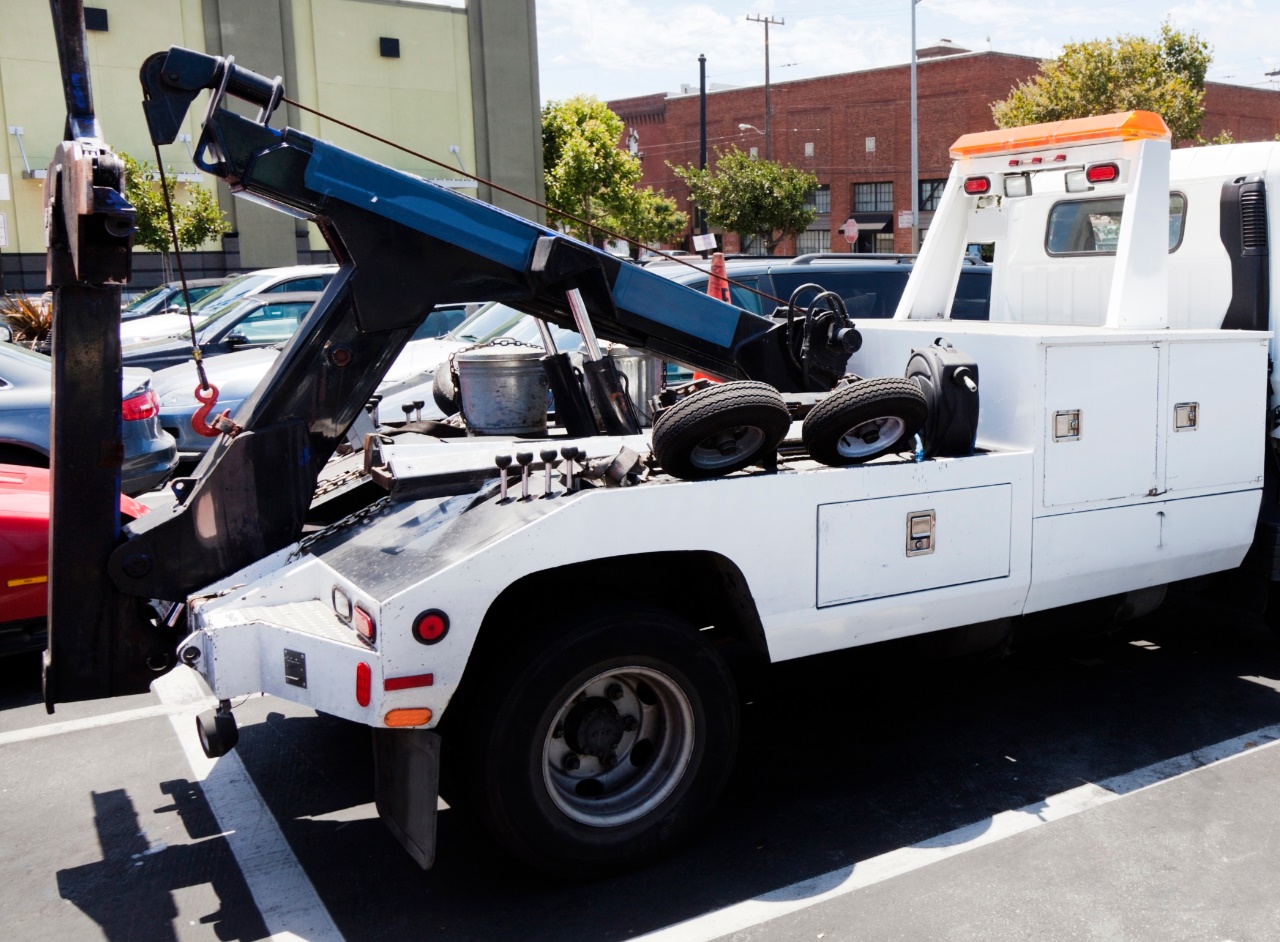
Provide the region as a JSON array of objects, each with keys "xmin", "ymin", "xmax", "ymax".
[
  {"xmin": 611, "ymin": 263, "xmax": 742, "ymax": 348},
  {"xmin": 304, "ymin": 142, "xmax": 545, "ymax": 272}
]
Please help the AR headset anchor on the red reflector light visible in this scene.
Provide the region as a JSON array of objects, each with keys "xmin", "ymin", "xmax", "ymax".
[
  {"xmin": 963, "ymin": 176, "xmax": 990, "ymax": 195},
  {"xmin": 412, "ymin": 610, "xmax": 449, "ymax": 645},
  {"xmin": 356, "ymin": 662, "xmax": 371, "ymax": 707},
  {"xmin": 1086, "ymin": 162, "xmax": 1119, "ymax": 183},
  {"xmin": 1030, "ymin": 156, "xmax": 1043, "ymax": 165},
  {"xmin": 122, "ymin": 390, "xmax": 160, "ymax": 421},
  {"xmin": 385, "ymin": 672, "xmax": 434, "ymax": 691},
  {"xmin": 1053, "ymin": 154, "xmax": 1067, "ymax": 161},
  {"xmin": 354, "ymin": 606, "xmax": 375, "ymax": 643}
]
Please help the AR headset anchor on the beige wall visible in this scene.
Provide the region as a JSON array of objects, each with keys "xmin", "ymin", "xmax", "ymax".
[{"xmin": 0, "ymin": 0, "xmax": 211, "ymax": 256}]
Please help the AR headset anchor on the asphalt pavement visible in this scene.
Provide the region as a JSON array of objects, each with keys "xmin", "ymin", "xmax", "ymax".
[{"xmin": 3, "ymin": 601, "xmax": 1280, "ymax": 942}]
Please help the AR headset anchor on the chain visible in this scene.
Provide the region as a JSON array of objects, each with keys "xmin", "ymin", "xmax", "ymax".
[
  {"xmin": 289, "ymin": 496, "xmax": 391, "ymax": 562},
  {"xmin": 312, "ymin": 465, "xmax": 369, "ymax": 500}
]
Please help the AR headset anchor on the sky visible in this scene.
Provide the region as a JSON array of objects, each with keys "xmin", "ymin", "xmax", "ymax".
[{"xmin": 534, "ymin": 0, "xmax": 1280, "ymax": 104}]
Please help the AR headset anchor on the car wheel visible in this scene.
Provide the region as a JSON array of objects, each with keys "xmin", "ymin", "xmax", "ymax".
[
  {"xmin": 802, "ymin": 377, "xmax": 928, "ymax": 466},
  {"xmin": 467, "ymin": 607, "xmax": 739, "ymax": 877}
]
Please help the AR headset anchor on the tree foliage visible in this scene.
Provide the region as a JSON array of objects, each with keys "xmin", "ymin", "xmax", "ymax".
[
  {"xmin": 991, "ymin": 22, "xmax": 1211, "ymax": 143},
  {"xmin": 671, "ymin": 146, "xmax": 818, "ymax": 255},
  {"xmin": 542, "ymin": 96, "xmax": 686, "ymax": 249},
  {"xmin": 122, "ymin": 152, "xmax": 229, "ymax": 276}
]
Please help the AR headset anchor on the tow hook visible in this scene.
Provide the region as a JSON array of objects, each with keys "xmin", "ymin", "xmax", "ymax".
[{"xmin": 196, "ymin": 699, "xmax": 239, "ymax": 759}]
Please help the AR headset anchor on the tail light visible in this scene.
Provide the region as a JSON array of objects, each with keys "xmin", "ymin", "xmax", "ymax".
[
  {"xmin": 122, "ymin": 389, "xmax": 160, "ymax": 421},
  {"xmin": 963, "ymin": 176, "xmax": 991, "ymax": 195},
  {"xmin": 412, "ymin": 610, "xmax": 449, "ymax": 645},
  {"xmin": 1086, "ymin": 162, "xmax": 1120, "ymax": 184},
  {"xmin": 354, "ymin": 606, "xmax": 376, "ymax": 644}
]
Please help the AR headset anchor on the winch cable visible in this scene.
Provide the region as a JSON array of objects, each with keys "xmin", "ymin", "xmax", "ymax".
[
  {"xmin": 281, "ymin": 95, "xmax": 791, "ymax": 311},
  {"xmin": 151, "ymin": 142, "xmax": 210, "ymax": 394}
]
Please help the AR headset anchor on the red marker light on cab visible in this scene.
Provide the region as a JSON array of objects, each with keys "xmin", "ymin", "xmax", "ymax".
[
  {"xmin": 963, "ymin": 176, "xmax": 991, "ymax": 195},
  {"xmin": 1086, "ymin": 162, "xmax": 1120, "ymax": 183}
]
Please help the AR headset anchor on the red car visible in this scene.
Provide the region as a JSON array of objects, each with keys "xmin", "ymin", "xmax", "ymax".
[{"xmin": 0, "ymin": 464, "xmax": 148, "ymax": 655}]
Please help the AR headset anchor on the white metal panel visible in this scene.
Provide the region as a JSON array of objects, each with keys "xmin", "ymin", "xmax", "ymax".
[
  {"xmin": 1105, "ymin": 139, "xmax": 1170, "ymax": 330},
  {"xmin": 1164, "ymin": 339, "xmax": 1268, "ymax": 493},
  {"xmin": 816, "ymin": 485, "xmax": 1011, "ymax": 607},
  {"xmin": 1043, "ymin": 343, "xmax": 1158, "ymax": 507},
  {"xmin": 1025, "ymin": 490, "xmax": 1260, "ymax": 613}
]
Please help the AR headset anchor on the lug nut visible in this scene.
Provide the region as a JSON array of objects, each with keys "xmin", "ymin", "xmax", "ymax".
[
  {"xmin": 562, "ymin": 754, "xmax": 581, "ymax": 771},
  {"xmin": 602, "ymin": 752, "xmax": 618, "ymax": 768},
  {"xmin": 606, "ymin": 683, "xmax": 624, "ymax": 701},
  {"xmin": 552, "ymin": 722, "xmax": 564, "ymax": 739},
  {"xmin": 621, "ymin": 714, "xmax": 638, "ymax": 731}
]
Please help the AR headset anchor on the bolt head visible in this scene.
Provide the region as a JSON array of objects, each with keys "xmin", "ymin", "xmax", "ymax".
[
  {"xmin": 621, "ymin": 714, "xmax": 638, "ymax": 731},
  {"xmin": 562, "ymin": 753, "xmax": 580, "ymax": 771},
  {"xmin": 602, "ymin": 752, "xmax": 618, "ymax": 768},
  {"xmin": 606, "ymin": 683, "xmax": 625, "ymax": 701}
]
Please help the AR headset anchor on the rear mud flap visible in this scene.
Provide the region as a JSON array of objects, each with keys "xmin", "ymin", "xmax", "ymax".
[{"xmin": 373, "ymin": 728, "xmax": 440, "ymax": 869}]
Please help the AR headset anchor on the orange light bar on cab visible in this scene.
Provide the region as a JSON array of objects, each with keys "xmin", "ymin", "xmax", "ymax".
[
  {"xmin": 385, "ymin": 708, "xmax": 433, "ymax": 727},
  {"xmin": 950, "ymin": 111, "xmax": 1170, "ymax": 160}
]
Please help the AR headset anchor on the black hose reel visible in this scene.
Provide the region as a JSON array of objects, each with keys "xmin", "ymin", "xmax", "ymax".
[{"xmin": 777, "ymin": 284, "xmax": 863, "ymax": 392}]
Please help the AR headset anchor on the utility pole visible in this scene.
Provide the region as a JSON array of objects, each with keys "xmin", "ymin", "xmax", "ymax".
[
  {"xmin": 746, "ymin": 14, "xmax": 783, "ymax": 160},
  {"xmin": 698, "ymin": 53, "xmax": 708, "ymax": 246},
  {"xmin": 910, "ymin": 0, "xmax": 921, "ymax": 254}
]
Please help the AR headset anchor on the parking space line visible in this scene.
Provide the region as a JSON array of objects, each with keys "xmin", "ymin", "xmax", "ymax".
[
  {"xmin": 155, "ymin": 670, "xmax": 346, "ymax": 942},
  {"xmin": 635, "ymin": 723, "xmax": 1280, "ymax": 942},
  {"xmin": 0, "ymin": 700, "xmax": 215, "ymax": 747}
]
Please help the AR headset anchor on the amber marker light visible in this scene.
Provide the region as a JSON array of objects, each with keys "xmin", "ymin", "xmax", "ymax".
[
  {"xmin": 950, "ymin": 111, "xmax": 1170, "ymax": 159},
  {"xmin": 385, "ymin": 708, "xmax": 433, "ymax": 727}
]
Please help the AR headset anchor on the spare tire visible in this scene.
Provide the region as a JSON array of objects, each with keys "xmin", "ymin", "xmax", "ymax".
[
  {"xmin": 432, "ymin": 362, "xmax": 460, "ymax": 415},
  {"xmin": 802, "ymin": 377, "xmax": 927, "ymax": 466},
  {"xmin": 652, "ymin": 381, "xmax": 790, "ymax": 480}
]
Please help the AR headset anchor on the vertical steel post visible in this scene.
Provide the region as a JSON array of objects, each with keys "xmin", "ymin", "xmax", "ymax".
[{"xmin": 698, "ymin": 54, "xmax": 707, "ymax": 242}]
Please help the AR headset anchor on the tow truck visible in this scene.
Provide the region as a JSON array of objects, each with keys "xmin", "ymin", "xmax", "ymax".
[{"xmin": 40, "ymin": 6, "xmax": 1279, "ymax": 877}]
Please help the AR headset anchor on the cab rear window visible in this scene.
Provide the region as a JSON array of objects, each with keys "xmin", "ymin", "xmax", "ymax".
[{"xmin": 1046, "ymin": 194, "xmax": 1187, "ymax": 255}]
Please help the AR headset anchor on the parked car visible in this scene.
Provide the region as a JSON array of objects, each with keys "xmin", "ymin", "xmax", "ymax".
[
  {"xmin": 0, "ymin": 342, "xmax": 177, "ymax": 495},
  {"xmin": 155, "ymin": 302, "xmax": 510, "ymax": 458},
  {"xmin": 647, "ymin": 252, "xmax": 992, "ymax": 321},
  {"xmin": 120, "ymin": 264, "xmax": 337, "ymax": 343},
  {"xmin": 0, "ymin": 464, "xmax": 149, "ymax": 655},
  {"xmin": 122, "ymin": 292, "xmax": 320, "ymax": 372},
  {"xmin": 121, "ymin": 277, "xmax": 232, "ymax": 321}
]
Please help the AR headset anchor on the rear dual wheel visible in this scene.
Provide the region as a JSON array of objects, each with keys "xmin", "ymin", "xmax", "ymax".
[{"xmin": 467, "ymin": 609, "xmax": 739, "ymax": 877}]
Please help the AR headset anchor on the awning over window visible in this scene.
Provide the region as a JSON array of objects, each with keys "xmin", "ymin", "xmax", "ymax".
[{"xmin": 851, "ymin": 213, "xmax": 892, "ymax": 232}]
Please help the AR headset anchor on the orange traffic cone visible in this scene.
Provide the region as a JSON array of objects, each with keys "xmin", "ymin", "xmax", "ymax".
[{"xmin": 707, "ymin": 252, "xmax": 730, "ymax": 304}]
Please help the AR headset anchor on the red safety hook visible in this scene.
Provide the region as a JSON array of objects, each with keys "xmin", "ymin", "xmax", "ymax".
[{"xmin": 191, "ymin": 384, "xmax": 228, "ymax": 438}]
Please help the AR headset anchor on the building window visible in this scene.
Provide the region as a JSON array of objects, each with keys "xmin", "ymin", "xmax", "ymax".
[
  {"xmin": 919, "ymin": 179, "xmax": 947, "ymax": 212},
  {"xmin": 796, "ymin": 230, "xmax": 831, "ymax": 254},
  {"xmin": 84, "ymin": 7, "xmax": 109, "ymax": 31},
  {"xmin": 855, "ymin": 182, "xmax": 893, "ymax": 213},
  {"xmin": 379, "ymin": 37, "xmax": 401, "ymax": 58},
  {"xmin": 874, "ymin": 232, "xmax": 895, "ymax": 253},
  {"xmin": 739, "ymin": 234, "xmax": 769, "ymax": 256},
  {"xmin": 805, "ymin": 185, "xmax": 831, "ymax": 215}
]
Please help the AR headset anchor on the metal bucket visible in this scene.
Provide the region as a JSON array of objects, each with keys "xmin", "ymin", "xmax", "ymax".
[
  {"xmin": 456, "ymin": 347, "xmax": 549, "ymax": 436},
  {"xmin": 600, "ymin": 343, "xmax": 663, "ymax": 426}
]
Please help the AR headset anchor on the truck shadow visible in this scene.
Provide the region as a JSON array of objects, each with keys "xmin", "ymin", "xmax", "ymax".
[{"xmin": 56, "ymin": 786, "xmax": 269, "ymax": 942}]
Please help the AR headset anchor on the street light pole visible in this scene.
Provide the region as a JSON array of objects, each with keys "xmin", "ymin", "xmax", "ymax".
[
  {"xmin": 698, "ymin": 53, "xmax": 708, "ymax": 253},
  {"xmin": 747, "ymin": 14, "xmax": 783, "ymax": 160},
  {"xmin": 910, "ymin": 0, "xmax": 920, "ymax": 254}
]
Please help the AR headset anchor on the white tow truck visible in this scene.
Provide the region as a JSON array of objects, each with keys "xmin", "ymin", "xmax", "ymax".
[
  {"xmin": 40, "ymin": 38, "xmax": 1279, "ymax": 879},
  {"xmin": 162, "ymin": 108, "xmax": 1279, "ymax": 875}
]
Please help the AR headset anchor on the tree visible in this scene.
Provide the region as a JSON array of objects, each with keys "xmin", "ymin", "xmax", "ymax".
[
  {"xmin": 122, "ymin": 152, "xmax": 229, "ymax": 280},
  {"xmin": 991, "ymin": 22, "xmax": 1211, "ymax": 144},
  {"xmin": 671, "ymin": 146, "xmax": 817, "ymax": 255},
  {"xmin": 542, "ymin": 96, "xmax": 686, "ymax": 249}
]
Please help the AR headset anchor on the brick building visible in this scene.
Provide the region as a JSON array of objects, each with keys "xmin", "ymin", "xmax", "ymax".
[{"xmin": 610, "ymin": 47, "xmax": 1280, "ymax": 255}]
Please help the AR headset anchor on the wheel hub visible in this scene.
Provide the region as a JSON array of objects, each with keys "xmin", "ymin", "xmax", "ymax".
[{"xmin": 563, "ymin": 697, "xmax": 624, "ymax": 759}]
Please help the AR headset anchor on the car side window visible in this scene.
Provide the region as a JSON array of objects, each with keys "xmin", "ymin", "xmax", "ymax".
[
  {"xmin": 770, "ymin": 271, "xmax": 910, "ymax": 319},
  {"xmin": 689, "ymin": 277, "xmax": 765, "ymax": 316},
  {"xmin": 267, "ymin": 276, "xmax": 328, "ymax": 293},
  {"xmin": 234, "ymin": 302, "xmax": 310, "ymax": 343},
  {"xmin": 951, "ymin": 272, "xmax": 991, "ymax": 321}
]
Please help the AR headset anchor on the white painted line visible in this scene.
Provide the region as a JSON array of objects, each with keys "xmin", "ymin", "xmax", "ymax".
[
  {"xmin": 155, "ymin": 669, "xmax": 346, "ymax": 942},
  {"xmin": 0, "ymin": 699, "xmax": 216, "ymax": 747},
  {"xmin": 635, "ymin": 723, "xmax": 1280, "ymax": 942}
]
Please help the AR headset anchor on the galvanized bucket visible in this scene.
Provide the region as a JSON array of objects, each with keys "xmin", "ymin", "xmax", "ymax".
[
  {"xmin": 456, "ymin": 347, "xmax": 549, "ymax": 436},
  {"xmin": 600, "ymin": 343, "xmax": 663, "ymax": 426}
]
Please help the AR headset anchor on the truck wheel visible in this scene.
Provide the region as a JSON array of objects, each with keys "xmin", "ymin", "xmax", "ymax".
[
  {"xmin": 802, "ymin": 377, "xmax": 927, "ymax": 465},
  {"xmin": 432, "ymin": 364, "xmax": 459, "ymax": 415},
  {"xmin": 652, "ymin": 381, "xmax": 790, "ymax": 480},
  {"xmin": 470, "ymin": 608, "xmax": 739, "ymax": 877}
]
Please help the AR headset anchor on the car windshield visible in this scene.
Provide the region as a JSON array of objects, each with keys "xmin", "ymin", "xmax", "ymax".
[
  {"xmin": 195, "ymin": 296, "xmax": 270, "ymax": 340},
  {"xmin": 186, "ymin": 272, "xmax": 281, "ymax": 319},
  {"xmin": 501, "ymin": 316, "xmax": 581, "ymax": 350},
  {"xmin": 450, "ymin": 302, "xmax": 524, "ymax": 342},
  {"xmin": 0, "ymin": 343, "xmax": 52, "ymax": 369},
  {"xmin": 123, "ymin": 284, "xmax": 171, "ymax": 316}
]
